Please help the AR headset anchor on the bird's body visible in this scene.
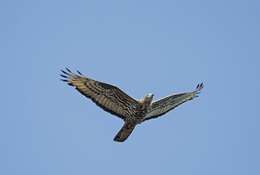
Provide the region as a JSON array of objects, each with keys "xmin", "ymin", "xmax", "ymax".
[{"xmin": 60, "ymin": 68, "xmax": 204, "ymax": 142}]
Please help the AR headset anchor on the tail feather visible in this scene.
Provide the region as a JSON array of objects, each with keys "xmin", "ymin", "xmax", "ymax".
[{"xmin": 114, "ymin": 122, "xmax": 136, "ymax": 142}]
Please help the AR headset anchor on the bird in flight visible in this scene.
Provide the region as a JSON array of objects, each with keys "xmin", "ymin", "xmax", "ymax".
[{"xmin": 60, "ymin": 68, "xmax": 204, "ymax": 142}]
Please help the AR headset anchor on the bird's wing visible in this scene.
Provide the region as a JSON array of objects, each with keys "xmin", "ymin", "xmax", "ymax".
[
  {"xmin": 60, "ymin": 68, "xmax": 140, "ymax": 120},
  {"xmin": 142, "ymin": 83, "xmax": 203, "ymax": 122}
]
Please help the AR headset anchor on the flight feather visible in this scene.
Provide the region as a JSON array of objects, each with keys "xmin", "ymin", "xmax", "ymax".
[{"xmin": 60, "ymin": 68, "xmax": 140, "ymax": 120}]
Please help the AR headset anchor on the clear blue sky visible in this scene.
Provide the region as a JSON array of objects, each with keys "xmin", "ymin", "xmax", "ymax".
[{"xmin": 1, "ymin": 0, "xmax": 259, "ymax": 175}]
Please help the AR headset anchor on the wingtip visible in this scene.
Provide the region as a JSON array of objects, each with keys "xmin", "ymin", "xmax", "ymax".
[
  {"xmin": 60, "ymin": 78, "xmax": 68, "ymax": 82},
  {"xmin": 196, "ymin": 82, "xmax": 204, "ymax": 91},
  {"xmin": 60, "ymin": 68, "xmax": 72, "ymax": 83},
  {"xmin": 61, "ymin": 67, "xmax": 84, "ymax": 76},
  {"xmin": 61, "ymin": 69, "xmax": 69, "ymax": 75},
  {"xmin": 77, "ymin": 70, "xmax": 83, "ymax": 75},
  {"xmin": 60, "ymin": 74, "xmax": 68, "ymax": 78},
  {"xmin": 65, "ymin": 67, "xmax": 72, "ymax": 73}
]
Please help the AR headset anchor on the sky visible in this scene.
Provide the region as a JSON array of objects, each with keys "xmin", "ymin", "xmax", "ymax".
[{"xmin": 1, "ymin": 0, "xmax": 260, "ymax": 175}]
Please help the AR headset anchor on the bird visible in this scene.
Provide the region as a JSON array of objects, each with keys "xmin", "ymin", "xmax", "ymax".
[{"xmin": 60, "ymin": 68, "xmax": 204, "ymax": 142}]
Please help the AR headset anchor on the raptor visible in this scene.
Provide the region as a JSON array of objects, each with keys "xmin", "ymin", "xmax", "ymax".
[{"xmin": 60, "ymin": 68, "xmax": 204, "ymax": 142}]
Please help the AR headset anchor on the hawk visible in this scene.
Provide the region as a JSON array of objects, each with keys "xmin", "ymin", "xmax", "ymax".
[{"xmin": 60, "ymin": 68, "xmax": 204, "ymax": 142}]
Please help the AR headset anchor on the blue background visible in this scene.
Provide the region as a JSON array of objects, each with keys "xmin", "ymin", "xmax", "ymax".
[{"xmin": 1, "ymin": 0, "xmax": 259, "ymax": 174}]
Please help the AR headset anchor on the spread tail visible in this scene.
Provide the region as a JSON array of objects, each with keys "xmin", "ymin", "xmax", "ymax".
[{"xmin": 114, "ymin": 122, "xmax": 136, "ymax": 142}]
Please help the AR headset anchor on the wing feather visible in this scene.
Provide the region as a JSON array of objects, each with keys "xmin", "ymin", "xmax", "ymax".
[
  {"xmin": 61, "ymin": 69, "xmax": 140, "ymax": 120},
  {"xmin": 143, "ymin": 83, "xmax": 203, "ymax": 122}
]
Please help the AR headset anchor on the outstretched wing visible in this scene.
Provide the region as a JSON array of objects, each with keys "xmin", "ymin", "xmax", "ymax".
[
  {"xmin": 60, "ymin": 68, "xmax": 140, "ymax": 120},
  {"xmin": 143, "ymin": 83, "xmax": 204, "ymax": 122}
]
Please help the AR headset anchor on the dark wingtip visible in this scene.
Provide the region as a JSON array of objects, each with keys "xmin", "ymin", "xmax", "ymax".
[
  {"xmin": 65, "ymin": 67, "xmax": 72, "ymax": 73},
  {"xmin": 60, "ymin": 74, "xmax": 68, "ymax": 78},
  {"xmin": 77, "ymin": 70, "xmax": 83, "ymax": 75},
  {"xmin": 196, "ymin": 82, "xmax": 204, "ymax": 91},
  {"xmin": 60, "ymin": 79, "xmax": 68, "ymax": 82},
  {"xmin": 200, "ymin": 83, "xmax": 204, "ymax": 89},
  {"xmin": 60, "ymin": 68, "xmax": 72, "ymax": 83},
  {"xmin": 61, "ymin": 69, "xmax": 69, "ymax": 75}
]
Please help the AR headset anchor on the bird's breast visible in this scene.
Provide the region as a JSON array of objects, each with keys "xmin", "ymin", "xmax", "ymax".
[{"xmin": 134, "ymin": 108, "xmax": 148, "ymax": 123}]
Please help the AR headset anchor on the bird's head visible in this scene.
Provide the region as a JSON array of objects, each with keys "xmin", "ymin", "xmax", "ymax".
[{"xmin": 143, "ymin": 93, "xmax": 154, "ymax": 105}]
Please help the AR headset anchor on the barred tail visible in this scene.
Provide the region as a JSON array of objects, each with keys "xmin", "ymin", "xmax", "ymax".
[{"xmin": 113, "ymin": 122, "xmax": 136, "ymax": 142}]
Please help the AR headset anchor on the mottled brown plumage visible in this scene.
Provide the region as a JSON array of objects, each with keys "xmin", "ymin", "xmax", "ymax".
[{"xmin": 60, "ymin": 68, "xmax": 203, "ymax": 142}]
